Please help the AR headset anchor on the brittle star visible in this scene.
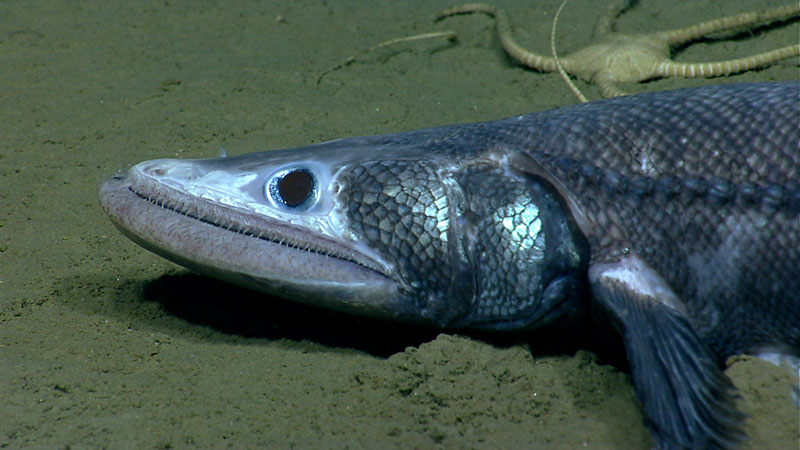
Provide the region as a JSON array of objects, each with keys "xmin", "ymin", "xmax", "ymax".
[{"xmin": 436, "ymin": 1, "xmax": 800, "ymax": 100}]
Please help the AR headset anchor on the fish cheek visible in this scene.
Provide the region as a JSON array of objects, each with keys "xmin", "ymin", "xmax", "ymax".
[{"xmin": 339, "ymin": 160, "xmax": 468, "ymax": 325}]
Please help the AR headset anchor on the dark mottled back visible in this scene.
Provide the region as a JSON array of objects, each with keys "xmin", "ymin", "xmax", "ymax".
[
  {"xmin": 424, "ymin": 82, "xmax": 799, "ymax": 358},
  {"xmin": 337, "ymin": 83, "xmax": 799, "ymax": 358}
]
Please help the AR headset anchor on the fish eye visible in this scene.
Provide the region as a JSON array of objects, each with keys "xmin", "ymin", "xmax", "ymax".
[{"xmin": 266, "ymin": 168, "xmax": 317, "ymax": 210}]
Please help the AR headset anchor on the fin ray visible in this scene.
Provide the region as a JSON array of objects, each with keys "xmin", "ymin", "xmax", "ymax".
[{"xmin": 590, "ymin": 256, "xmax": 745, "ymax": 448}]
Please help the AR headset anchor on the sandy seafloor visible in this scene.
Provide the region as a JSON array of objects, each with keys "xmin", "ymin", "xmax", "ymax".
[{"xmin": 1, "ymin": 0, "xmax": 798, "ymax": 448}]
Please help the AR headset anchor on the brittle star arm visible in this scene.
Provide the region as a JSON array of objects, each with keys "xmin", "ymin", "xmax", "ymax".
[
  {"xmin": 436, "ymin": 3, "xmax": 561, "ymax": 74},
  {"xmin": 652, "ymin": 4, "xmax": 800, "ymax": 78},
  {"xmin": 436, "ymin": 3, "xmax": 800, "ymax": 98}
]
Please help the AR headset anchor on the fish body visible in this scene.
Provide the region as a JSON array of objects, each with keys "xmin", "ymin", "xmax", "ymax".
[{"xmin": 100, "ymin": 82, "xmax": 800, "ymax": 448}]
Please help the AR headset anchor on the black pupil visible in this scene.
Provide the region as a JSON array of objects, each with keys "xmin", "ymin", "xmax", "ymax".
[{"xmin": 277, "ymin": 170, "xmax": 313, "ymax": 207}]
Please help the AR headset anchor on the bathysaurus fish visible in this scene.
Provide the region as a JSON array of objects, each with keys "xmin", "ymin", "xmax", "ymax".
[{"xmin": 100, "ymin": 82, "xmax": 800, "ymax": 449}]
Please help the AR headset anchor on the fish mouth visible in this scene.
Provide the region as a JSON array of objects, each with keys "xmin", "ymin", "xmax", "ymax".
[
  {"xmin": 98, "ymin": 167, "xmax": 413, "ymax": 320},
  {"xmin": 124, "ymin": 165, "xmax": 392, "ymax": 279}
]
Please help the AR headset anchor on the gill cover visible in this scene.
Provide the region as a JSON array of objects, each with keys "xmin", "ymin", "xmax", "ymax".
[{"xmin": 335, "ymin": 157, "xmax": 588, "ymax": 329}]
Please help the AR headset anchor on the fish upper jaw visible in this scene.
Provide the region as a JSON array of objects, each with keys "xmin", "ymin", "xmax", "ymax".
[{"xmin": 130, "ymin": 157, "xmax": 394, "ymax": 276}]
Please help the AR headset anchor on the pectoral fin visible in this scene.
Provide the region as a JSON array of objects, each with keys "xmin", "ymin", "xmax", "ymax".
[{"xmin": 589, "ymin": 255, "xmax": 745, "ymax": 449}]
